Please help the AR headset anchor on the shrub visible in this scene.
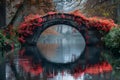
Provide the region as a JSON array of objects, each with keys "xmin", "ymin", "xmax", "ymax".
[{"xmin": 104, "ymin": 27, "xmax": 120, "ymax": 53}]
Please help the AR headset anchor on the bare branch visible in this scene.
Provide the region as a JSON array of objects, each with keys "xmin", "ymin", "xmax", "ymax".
[{"xmin": 7, "ymin": 0, "xmax": 25, "ymax": 27}]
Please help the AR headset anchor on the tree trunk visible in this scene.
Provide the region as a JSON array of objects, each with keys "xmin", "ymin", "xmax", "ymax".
[{"xmin": 0, "ymin": 0, "xmax": 6, "ymax": 27}]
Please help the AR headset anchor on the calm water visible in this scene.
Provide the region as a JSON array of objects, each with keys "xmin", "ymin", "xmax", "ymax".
[
  {"xmin": 5, "ymin": 46, "xmax": 113, "ymax": 80},
  {"xmin": 0, "ymin": 25, "xmax": 116, "ymax": 80}
]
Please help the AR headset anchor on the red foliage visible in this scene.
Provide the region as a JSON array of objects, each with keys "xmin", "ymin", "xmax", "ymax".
[
  {"xmin": 85, "ymin": 61, "xmax": 112, "ymax": 74},
  {"xmin": 61, "ymin": 14, "xmax": 66, "ymax": 18},
  {"xmin": 48, "ymin": 12, "xmax": 56, "ymax": 15},
  {"xmin": 18, "ymin": 36, "xmax": 26, "ymax": 43},
  {"xmin": 19, "ymin": 59, "xmax": 43, "ymax": 76},
  {"xmin": 71, "ymin": 10, "xmax": 117, "ymax": 32},
  {"xmin": 88, "ymin": 17, "xmax": 116, "ymax": 32},
  {"xmin": 19, "ymin": 48, "xmax": 25, "ymax": 55},
  {"xmin": 73, "ymin": 61, "xmax": 112, "ymax": 79},
  {"xmin": 71, "ymin": 10, "xmax": 87, "ymax": 20},
  {"xmin": 19, "ymin": 49, "xmax": 43, "ymax": 76},
  {"xmin": 18, "ymin": 14, "xmax": 43, "ymax": 43},
  {"xmin": 24, "ymin": 14, "xmax": 41, "ymax": 22}
]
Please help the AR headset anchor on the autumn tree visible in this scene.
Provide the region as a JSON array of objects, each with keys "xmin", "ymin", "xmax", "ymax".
[
  {"xmin": 6, "ymin": 0, "xmax": 58, "ymax": 36},
  {"xmin": 6, "ymin": 0, "xmax": 55, "ymax": 27},
  {"xmin": 82, "ymin": 0, "xmax": 120, "ymax": 23}
]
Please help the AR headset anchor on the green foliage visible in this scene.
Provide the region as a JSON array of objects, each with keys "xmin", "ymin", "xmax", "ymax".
[
  {"xmin": 0, "ymin": 27, "xmax": 20, "ymax": 48},
  {"xmin": 0, "ymin": 31, "xmax": 7, "ymax": 47},
  {"xmin": 104, "ymin": 27, "xmax": 120, "ymax": 50},
  {"xmin": 102, "ymin": 51, "xmax": 120, "ymax": 68},
  {"xmin": 102, "ymin": 52, "xmax": 120, "ymax": 79}
]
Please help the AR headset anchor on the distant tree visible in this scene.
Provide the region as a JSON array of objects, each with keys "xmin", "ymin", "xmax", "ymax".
[
  {"xmin": 6, "ymin": 0, "xmax": 55, "ymax": 27},
  {"xmin": 83, "ymin": 0, "xmax": 120, "ymax": 23},
  {"xmin": 6, "ymin": 0, "xmax": 57, "ymax": 35}
]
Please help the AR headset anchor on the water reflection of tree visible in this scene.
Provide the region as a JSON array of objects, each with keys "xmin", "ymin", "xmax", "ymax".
[
  {"xmin": 41, "ymin": 26, "xmax": 59, "ymax": 35},
  {"xmin": 37, "ymin": 43, "xmax": 58, "ymax": 58}
]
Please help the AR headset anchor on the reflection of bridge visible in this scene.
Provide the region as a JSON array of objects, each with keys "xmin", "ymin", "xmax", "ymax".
[
  {"xmin": 5, "ymin": 45, "xmax": 113, "ymax": 80},
  {"xmin": 38, "ymin": 35, "xmax": 85, "ymax": 63}
]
